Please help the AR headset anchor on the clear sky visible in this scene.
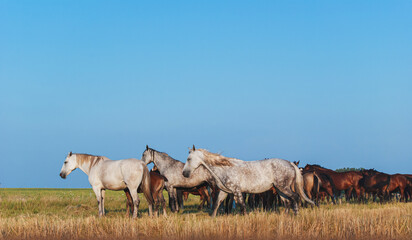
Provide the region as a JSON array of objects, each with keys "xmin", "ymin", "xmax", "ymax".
[{"xmin": 1, "ymin": 1, "xmax": 411, "ymax": 188}]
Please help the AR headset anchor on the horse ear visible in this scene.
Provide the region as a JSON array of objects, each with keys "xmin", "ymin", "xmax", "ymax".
[
  {"xmin": 192, "ymin": 145, "xmax": 196, "ymax": 151},
  {"xmin": 297, "ymin": 161, "xmax": 300, "ymax": 166},
  {"xmin": 69, "ymin": 151, "xmax": 72, "ymax": 156},
  {"xmin": 146, "ymin": 145, "xmax": 149, "ymax": 150}
]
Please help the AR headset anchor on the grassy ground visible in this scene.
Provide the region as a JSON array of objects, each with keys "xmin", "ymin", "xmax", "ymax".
[{"xmin": 0, "ymin": 188, "xmax": 411, "ymax": 239}]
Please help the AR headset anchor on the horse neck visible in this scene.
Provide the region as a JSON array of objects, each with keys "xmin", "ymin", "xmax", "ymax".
[
  {"xmin": 313, "ymin": 166, "xmax": 335, "ymax": 173},
  {"xmin": 76, "ymin": 154, "xmax": 104, "ymax": 176},
  {"xmin": 153, "ymin": 151, "xmax": 180, "ymax": 172}
]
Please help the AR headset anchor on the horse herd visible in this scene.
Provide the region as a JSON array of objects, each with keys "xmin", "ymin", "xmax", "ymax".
[{"xmin": 59, "ymin": 145, "xmax": 412, "ymax": 218}]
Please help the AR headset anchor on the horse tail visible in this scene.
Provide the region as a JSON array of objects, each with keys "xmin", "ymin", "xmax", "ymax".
[
  {"xmin": 141, "ymin": 165, "xmax": 154, "ymax": 205},
  {"xmin": 313, "ymin": 171, "xmax": 322, "ymax": 193},
  {"xmin": 291, "ymin": 162, "xmax": 315, "ymax": 205}
]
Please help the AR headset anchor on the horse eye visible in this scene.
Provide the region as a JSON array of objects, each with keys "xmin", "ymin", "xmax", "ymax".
[{"xmin": 64, "ymin": 161, "xmax": 67, "ymax": 164}]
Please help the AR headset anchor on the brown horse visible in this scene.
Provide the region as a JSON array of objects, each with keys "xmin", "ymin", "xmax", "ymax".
[
  {"xmin": 403, "ymin": 174, "xmax": 412, "ymax": 202},
  {"xmin": 303, "ymin": 164, "xmax": 363, "ymax": 202},
  {"xmin": 302, "ymin": 171, "xmax": 322, "ymax": 206},
  {"xmin": 125, "ymin": 171, "xmax": 167, "ymax": 217},
  {"xmin": 182, "ymin": 185, "xmax": 211, "ymax": 210},
  {"xmin": 151, "ymin": 164, "xmax": 216, "ymax": 212},
  {"xmin": 293, "ymin": 161, "xmax": 321, "ymax": 206},
  {"xmin": 386, "ymin": 174, "xmax": 412, "ymax": 202},
  {"xmin": 359, "ymin": 169, "xmax": 389, "ymax": 202},
  {"xmin": 359, "ymin": 169, "xmax": 412, "ymax": 202}
]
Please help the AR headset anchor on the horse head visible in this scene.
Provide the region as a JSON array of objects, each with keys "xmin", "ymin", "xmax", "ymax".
[
  {"xmin": 361, "ymin": 168, "xmax": 378, "ymax": 176},
  {"xmin": 183, "ymin": 145, "xmax": 203, "ymax": 178},
  {"xmin": 60, "ymin": 151, "xmax": 77, "ymax": 179},
  {"xmin": 303, "ymin": 164, "xmax": 313, "ymax": 172},
  {"xmin": 142, "ymin": 145, "xmax": 155, "ymax": 165}
]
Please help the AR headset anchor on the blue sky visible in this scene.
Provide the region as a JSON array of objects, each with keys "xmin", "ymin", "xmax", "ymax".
[{"xmin": 0, "ymin": 1, "xmax": 411, "ymax": 188}]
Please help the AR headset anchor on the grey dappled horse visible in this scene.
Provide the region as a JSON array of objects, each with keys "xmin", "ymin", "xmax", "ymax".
[
  {"xmin": 141, "ymin": 146, "xmax": 216, "ymax": 212},
  {"xmin": 183, "ymin": 146, "xmax": 315, "ymax": 217},
  {"xmin": 60, "ymin": 152, "xmax": 154, "ymax": 218}
]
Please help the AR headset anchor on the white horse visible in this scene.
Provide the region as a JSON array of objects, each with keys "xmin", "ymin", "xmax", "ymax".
[
  {"xmin": 59, "ymin": 152, "xmax": 153, "ymax": 218},
  {"xmin": 183, "ymin": 146, "xmax": 315, "ymax": 217}
]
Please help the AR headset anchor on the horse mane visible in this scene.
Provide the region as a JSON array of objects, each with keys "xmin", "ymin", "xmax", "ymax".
[
  {"xmin": 310, "ymin": 164, "xmax": 326, "ymax": 168},
  {"xmin": 363, "ymin": 168, "xmax": 379, "ymax": 174},
  {"xmin": 197, "ymin": 149, "xmax": 235, "ymax": 167},
  {"xmin": 147, "ymin": 148, "xmax": 181, "ymax": 164},
  {"xmin": 74, "ymin": 153, "xmax": 107, "ymax": 170}
]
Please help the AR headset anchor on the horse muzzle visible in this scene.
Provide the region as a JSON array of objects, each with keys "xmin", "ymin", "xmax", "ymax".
[
  {"xmin": 182, "ymin": 170, "xmax": 191, "ymax": 178},
  {"xmin": 60, "ymin": 172, "xmax": 66, "ymax": 179}
]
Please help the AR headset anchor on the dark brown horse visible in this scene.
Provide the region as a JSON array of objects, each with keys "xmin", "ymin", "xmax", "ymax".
[
  {"xmin": 125, "ymin": 171, "xmax": 167, "ymax": 217},
  {"xmin": 359, "ymin": 169, "xmax": 389, "ymax": 202},
  {"xmin": 403, "ymin": 174, "xmax": 412, "ymax": 202},
  {"xmin": 182, "ymin": 185, "xmax": 211, "ymax": 210},
  {"xmin": 303, "ymin": 164, "xmax": 363, "ymax": 202},
  {"xmin": 359, "ymin": 169, "xmax": 412, "ymax": 202}
]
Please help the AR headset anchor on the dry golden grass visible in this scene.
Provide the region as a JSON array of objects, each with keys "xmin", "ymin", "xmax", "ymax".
[{"xmin": 0, "ymin": 189, "xmax": 411, "ymax": 240}]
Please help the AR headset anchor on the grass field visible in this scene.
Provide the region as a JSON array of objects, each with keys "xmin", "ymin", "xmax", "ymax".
[{"xmin": 0, "ymin": 188, "xmax": 411, "ymax": 240}]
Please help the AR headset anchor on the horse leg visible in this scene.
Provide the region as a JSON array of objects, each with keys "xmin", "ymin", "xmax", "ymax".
[
  {"xmin": 225, "ymin": 195, "xmax": 230, "ymax": 214},
  {"xmin": 210, "ymin": 186, "xmax": 219, "ymax": 210},
  {"xmin": 346, "ymin": 188, "xmax": 353, "ymax": 202},
  {"xmin": 198, "ymin": 191, "xmax": 205, "ymax": 210},
  {"xmin": 204, "ymin": 188, "xmax": 211, "ymax": 209},
  {"xmin": 212, "ymin": 191, "xmax": 228, "ymax": 217},
  {"xmin": 226, "ymin": 194, "xmax": 234, "ymax": 214},
  {"xmin": 153, "ymin": 190, "xmax": 159, "ymax": 217},
  {"xmin": 326, "ymin": 188, "xmax": 336, "ymax": 204},
  {"xmin": 124, "ymin": 189, "xmax": 134, "ymax": 217},
  {"xmin": 305, "ymin": 190, "xmax": 312, "ymax": 209},
  {"xmin": 159, "ymin": 191, "xmax": 167, "ymax": 217},
  {"xmin": 101, "ymin": 189, "xmax": 106, "ymax": 216},
  {"xmin": 276, "ymin": 186, "xmax": 299, "ymax": 215},
  {"xmin": 92, "ymin": 187, "xmax": 103, "ymax": 217},
  {"xmin": 279, "ymin": 195, "xmax": 290, "ymax": 213},
  {"xmin": 234, "ymin": 192, "xmax": 247, "ymax": 215},
  {"xmin": 129, "ymin": 189, "xmax": 140, "ymax": 218},
  {"xmin": 399, "ymin": 188, "xmax": 405, "ymax": 202},
  {"xmin": 354, "ymin": 187, "xmax": 361, "ymax": 203},
  {"xmin": 166, "ymin": 185, "xmax": 177, "ymax": 213},
  {"xmin": 175, "ymin": 188, "xmax": 183, "ymax": 212},
  {"xmin": 247, "ymin": 194, "xmax": 254, "ymax": 209}
]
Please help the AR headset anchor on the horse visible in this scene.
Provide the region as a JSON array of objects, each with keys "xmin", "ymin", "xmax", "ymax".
[
  {"xmin": 59, "ymin": 152, "xmax": 153, "ymax": 218},
  {"xmin": 124, "ymin": 171, "xmax": 167, "ymax": 217},
  {"xmin": 359, "ymin": 169, "xmax": 390, "ymax": 202},
  {"xmin": 182, "ymin": 185, "xmax": 211, "ymax": 210},
  {"xmin": 358, "ymin": 169, "xmax": 412, "ymax": 202},
  {"xmin": 150, "ymin": 165, "xmax": 184, "ymax": 211},
  {"xmin": 183, "ymin": 146, "xmax": 314, "ymax": 217},
  {"xmin": 302, "ymin": 171, "xmax": 322, "ymax": 206},
  {"xmin": 303, "ymin": 164, "xmax": 363, "ymax": 202},
  {"xmin": 293, "ymin": 161, "xmax": 322, "ymax": 206},
  {"xmin": 403, "ymin": 174, "xmax": 412, "ymax": 202},
  {"xmin": 141, "ymin": 145, "xmax": 217, "ymax": 212},
  {"xmin": 386, "ymin": 174, "xmax": 411, "ymax": 202}
]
